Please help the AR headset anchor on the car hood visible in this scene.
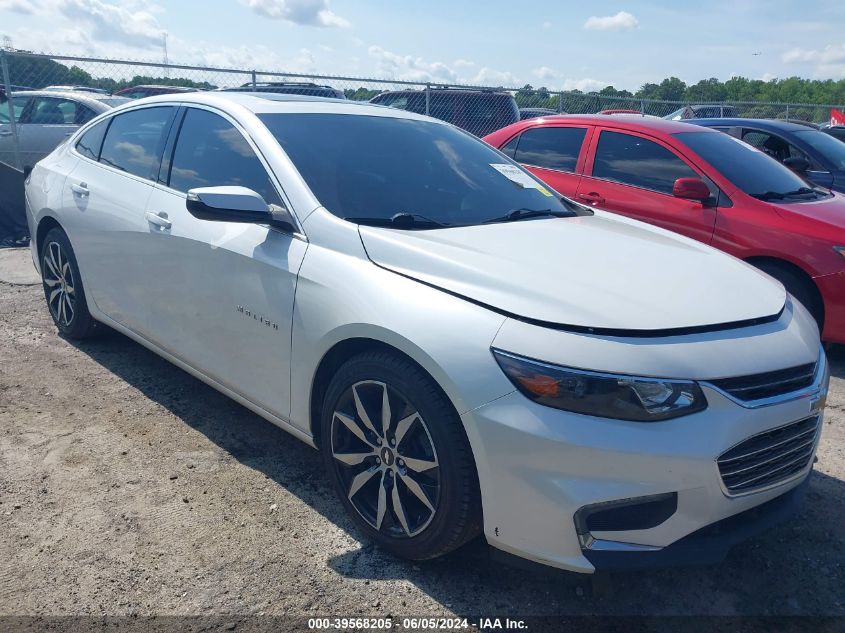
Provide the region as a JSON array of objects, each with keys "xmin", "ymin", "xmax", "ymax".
[
  {"xmin": 358, "ymin": 212, "xmax": 786, "ymax": 333},
  {"xmin": 774, "ymin": 191, "xmax": 845, "ymax": 228}
]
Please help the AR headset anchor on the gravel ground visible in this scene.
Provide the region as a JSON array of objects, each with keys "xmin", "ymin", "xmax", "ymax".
[{"xmin": 0, "ymin": 247, "xmax": 843, "ymax": 623}]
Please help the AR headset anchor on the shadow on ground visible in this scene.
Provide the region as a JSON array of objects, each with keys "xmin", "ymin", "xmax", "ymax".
[{"xmin": 68, "ymin": 329, "xmax": 845, "ymax": 616}]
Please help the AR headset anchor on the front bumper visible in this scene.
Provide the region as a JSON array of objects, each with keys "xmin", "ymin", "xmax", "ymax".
[{"xmin": 463, "ymin": 342, "xmax": 828, "ymax": 574}]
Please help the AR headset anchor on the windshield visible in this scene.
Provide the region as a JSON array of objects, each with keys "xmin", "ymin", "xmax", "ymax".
[
  {"xmin": 794, "ymin": 129, "xmax": 845, "ymax": 170},
  {"xmin": 259, "ymin": 113, "xmax": 576, "ymax": 227},
  {"xmin": 675, "ymin": 131, "xmax": 817, "ymax": 199}
]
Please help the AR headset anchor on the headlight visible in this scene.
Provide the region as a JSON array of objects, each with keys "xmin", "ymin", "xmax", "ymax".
[{"xmin": 492, "ymin": 349, "xmax": 707, "ymax": 421}]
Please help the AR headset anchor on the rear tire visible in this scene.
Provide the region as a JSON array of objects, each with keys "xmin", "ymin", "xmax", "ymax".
[
  {"xmin": 321, "ymin": 350, "xmax": 482, "ymax": 560},
  {"xmin": 40, "ymin": 227, "xmax": 97, "ymax": 339},
  {"xmin": 754, "ymin": 261, "xmax": 823, "ymax": 332}
]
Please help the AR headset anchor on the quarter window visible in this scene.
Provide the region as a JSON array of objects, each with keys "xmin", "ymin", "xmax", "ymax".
[
  {"xmin": 513, "ymin": 127, "xmax": 587, "ymax": 172},
  {"xmin": 99, "ymin": 107, "xmax": 174, "ymax": 180},
  {"xmin": 75, "ymin": 119, "xmax": 109, "ymax": 161},
  {"xmin": 168, "ymin": 108, "xmax": 282, "ymax": 205},
  {"xmin": 592, "ymin": 131, "xmax": 697, "ymax": 194}
]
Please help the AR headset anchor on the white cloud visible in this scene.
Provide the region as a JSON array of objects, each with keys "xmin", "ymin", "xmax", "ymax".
[
  {"xmin": 541, "ymin": 20, "xmax": 552, "ymax": 30},
  {"xmin": 0, "ymin": 0, "xmax": 34, "ymax": 14},
  {"xmin": 530, "ymin": 67, "xmax": 607, "ymax": 92},
  {"xmin": 56, "ymin": 0, "xmax": 165, "ymax": 49},
  {"xmin": 782, "ymin": 43, "xmax": 845, "ymax": 79},
  {"xmin": 532, "ymin": 66, "xmax": 557, "ymax": 81},
  {"xmin": 368, "ymin": 45, "xmax": 460, "ymax": 83},
  {"xmin": 584, "ymin": 11, "xmax": 639, "ymax": 32},
  {"xmin": 240, "ymin": 0, "xmax": 350, "ymax": 28},
  {"xmin": 562, "ymin": 78, "xmax": 607, "ymax": 92},
  {"xmin": 470, "ymin": 67, "xmax": 518, "ymax": 86},
  {"xmin": 782, "ymin": 43, "xmax": 845, "ymax": 64}
]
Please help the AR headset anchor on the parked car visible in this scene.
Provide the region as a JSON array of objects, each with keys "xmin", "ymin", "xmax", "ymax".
[
  {"xmin": 113, "ymin": 85, "xmax": 200, "ymax": 99},
  {"xmin": 0, "ymin": 90, "xmax": 129, "ymax": 170},
  {"xmin": 370, "ymin": 87, "xmax": 519, "ymax": 137},
  {"xmin": 220, "ymin": 82, "xmax": 345, "ymax": 99},
  {"xmin": 484, "ymin": 115, "xmax": 845, "ymax": 343},
  {"xmin": 0, "ymin": 84, "xmax": 33, "ymax": 99},
  {"xmin": 519, "ymin": 107, "xmax": 559, "ymax": 120},
  {"xmin": 43, "ymin": 85, "xmax": 110, "ymax": 95},
  {"xmin": 825, "ymin": 126, "xmax": 845, "ymax": 143},
  {"xmin": 690, "ymin": 118, "xmax": 845, "ymax": 193},
  {"xmin": 26, "ymin": 92, "xmax": 828, "ymax": 573},
  {"xmin": 664, "ymin": 104, "xmax": 739, "ymax": 120}
]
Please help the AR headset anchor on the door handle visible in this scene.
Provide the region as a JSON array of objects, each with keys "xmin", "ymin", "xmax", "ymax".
[
  {"xmin": 70, "ymin": 182, "xmax": 89, "ymax": 197},
  {"xmin": 577, "ymin": 192, "xmax": 605, "ymax": 205},
  {"xmin": 145, "ymin": 211, "xmax": 172, "ymax": 230}
]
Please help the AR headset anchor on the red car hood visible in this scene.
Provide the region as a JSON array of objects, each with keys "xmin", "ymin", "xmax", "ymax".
[{"xmin": 774, "ymin": 192, "xmax": 845, "ymax": 229}]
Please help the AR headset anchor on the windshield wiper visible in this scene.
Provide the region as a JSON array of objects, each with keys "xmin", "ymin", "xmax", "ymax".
[
  {"xmin": 344, "ymin": 212, "xmax": 450, "ymax": 229},
  {"xmin": 482, "ymin": 208, "xmax": 572, "ymax": 224},
  {"xmin": 750, "ymin": 187, "xmax": 823, "ymax": 201}
]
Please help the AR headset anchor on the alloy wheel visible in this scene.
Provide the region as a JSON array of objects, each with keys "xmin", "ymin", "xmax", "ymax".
[
  {"xmin": 330, "ymin": 380, "xmax": 440, "ymax": 538},
  {"xmin": 42, "ymin": 241, "xmax": 76, "ymax": 328}
]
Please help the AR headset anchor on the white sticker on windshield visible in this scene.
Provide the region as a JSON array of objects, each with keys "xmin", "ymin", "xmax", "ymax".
[{"xmin": 490, "ymin": 163, "xmax": 543, "ymax": 189}]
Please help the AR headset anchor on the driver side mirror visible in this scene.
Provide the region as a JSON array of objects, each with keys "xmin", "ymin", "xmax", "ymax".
[
  {"xmin": 672, "ymin": 177, "xmax": 711, "ymax": 202},
  {"xmin": 186, "ymin": 186, "xmax": 296, "ymax": 232},
  {"xmin": 783, "ymin": 156, "xmax": 810, "ymax": 173}
]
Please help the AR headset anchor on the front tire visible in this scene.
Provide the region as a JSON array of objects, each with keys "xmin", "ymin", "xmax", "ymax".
[
  {"xmin": 40, "ymin": 227, "xmax": 97, "ymax": 339},
  {"xmin": 321, "ymin": 351, "xmax": 481, "ymax": 560}
]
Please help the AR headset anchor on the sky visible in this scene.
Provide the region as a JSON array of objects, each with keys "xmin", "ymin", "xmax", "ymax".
[{"xmin": 1, "ymin": 0, "xmax": 845, "ymax": 91}]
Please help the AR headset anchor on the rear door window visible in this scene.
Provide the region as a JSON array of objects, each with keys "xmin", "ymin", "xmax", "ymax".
[
  {"xmin": 167, "ymin": 107, "xmax": 282, "ymax": 205},
  {"xmin": 592, "ymin": 130, "xmax": 697, "ymax": 194},
  {"xmin": 513, "ymin": 126, "xmax": 587, "ymax": 172},
  {"xmin": 99, "ymin": 106, "xmax": 175, "ymax": 179}
]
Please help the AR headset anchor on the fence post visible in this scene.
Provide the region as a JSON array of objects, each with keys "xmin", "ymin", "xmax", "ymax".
[
  {"xmin": 425, "ymin": 83, "xmax": 431, "ymax": 116},
  {"xmin": 640, "ymin": 100, "xmax": 645, "ymax": 114},
  {"xmin": 0, "ymin": 50, "xmax": 22, "ymax": 172},
  {"xmin": 251, "ymin": 70, "xmax": 257, "ymax": 91},
  {"xmin": 785, "ymin": 103, "xmax": 789, "ymax": 120},
  {"xmin": 558, "ymin": 91, "xmax": 564, "ymax": 113}
]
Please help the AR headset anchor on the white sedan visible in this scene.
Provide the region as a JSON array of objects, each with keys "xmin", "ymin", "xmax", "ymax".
[{"xmin": 25, "ymin": 92, "xmax": 828, "ymax": 573}]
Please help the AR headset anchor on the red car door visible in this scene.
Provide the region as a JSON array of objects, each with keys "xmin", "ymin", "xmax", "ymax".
[
  {"xmin": 500, "ymin": 124, "xmax": 592, "ymax": 197},
  {"xmin": 577, "ymin": 127, "xmax": 718, "ymax": 244}
]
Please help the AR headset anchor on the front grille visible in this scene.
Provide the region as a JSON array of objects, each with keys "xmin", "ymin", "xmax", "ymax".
[
  {"xmin": 717, "ymin": 416, "xmax": 819, "ymax": 494},
  {"xmin": 708, "ymin": 362, "xmax": 816, "ymax": 402}
]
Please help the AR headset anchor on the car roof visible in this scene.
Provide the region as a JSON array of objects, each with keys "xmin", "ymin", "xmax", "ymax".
[
  {"xmin": 128, "ymin": 91, "xmax": 441, "ymax": 122},
  {"xmin": 10, "ymin": 90, "xmax": 127, "ymax": 106},
  {"xmin": 691, "ymin": 118, "xmax": 816, "ymax": 133},
  {"xmin": 517, "ymin": 113, "xmax": 716, "ymax": 134}
]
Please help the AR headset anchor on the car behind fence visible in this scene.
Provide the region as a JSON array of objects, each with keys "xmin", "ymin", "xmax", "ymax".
[{"xmin": 1, "ymin": 48, "xmax": 844, "ymax": 241}]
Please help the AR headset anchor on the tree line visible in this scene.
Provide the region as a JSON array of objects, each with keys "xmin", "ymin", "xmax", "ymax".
[{"xmin": 5, "ymin": 52, "xmax": 845, "ymax": 109}]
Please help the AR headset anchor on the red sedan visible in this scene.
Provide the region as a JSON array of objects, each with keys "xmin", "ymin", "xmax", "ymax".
[{"xmin": 484, "ymin": 115, "xmax": 845, "ymax": 344}]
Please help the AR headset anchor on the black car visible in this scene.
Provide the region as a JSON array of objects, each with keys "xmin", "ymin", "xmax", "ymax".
[
  {"xmin": 221, "ymin": 82, "xmax": 345, "ymax": 99},
  {"xmin": 825, "ymin": 127, "xmax": 845, "ymax": 143},
  {"xmin": 370, "ymin": 87, "xmax": 519, "ymax": 137},
  {"xmin": 691, "ymin": 118, "xmax": 845, "ymax": 193}
]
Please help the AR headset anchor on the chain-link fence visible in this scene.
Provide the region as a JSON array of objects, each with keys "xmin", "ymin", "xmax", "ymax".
[
  {"xmin": 3, "ymin": 50, "xmax": 845, "ymax": 170},
  {"xmin": 1, "ymin": 49, "xmax": 845, "ymax": 242}
]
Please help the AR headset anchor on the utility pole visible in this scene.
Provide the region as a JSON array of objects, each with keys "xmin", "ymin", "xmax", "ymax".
[{"xmin": 162, "ymin": 32, "xmax": 169, "ymax": 77}]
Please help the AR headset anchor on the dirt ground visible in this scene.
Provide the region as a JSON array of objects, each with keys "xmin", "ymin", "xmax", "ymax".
[{"xmin": 0, "ymin": 247, "xmax": 843, "ymax": 623}]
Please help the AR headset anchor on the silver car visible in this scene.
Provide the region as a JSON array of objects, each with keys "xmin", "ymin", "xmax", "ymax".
[
  {"xmin": 24, "ymin": 92, "xmax": 827, "ymax": 573},
  {"xmin": 0, "ymin": 90, "xmax": 129, "ymax": 170}
]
